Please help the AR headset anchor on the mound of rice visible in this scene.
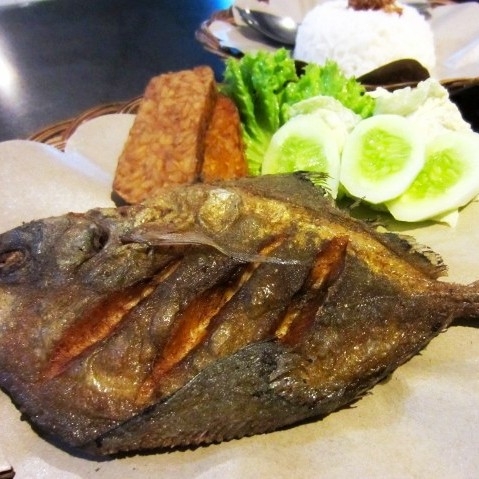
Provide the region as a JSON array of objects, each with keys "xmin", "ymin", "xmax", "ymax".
[{"xmin": 293, "ymin": 0, "xmax": 436, "ymax": 78}]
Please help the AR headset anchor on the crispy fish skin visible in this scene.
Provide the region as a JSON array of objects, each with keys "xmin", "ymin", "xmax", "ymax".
[{"xmin": 0, "ymin": 174, "xmax": 478, "ymax": 455}]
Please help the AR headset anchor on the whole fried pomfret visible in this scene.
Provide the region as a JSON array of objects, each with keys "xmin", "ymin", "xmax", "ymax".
[{"xmin": 0, "ymin": 173, "xmax": 477, "ymax": 455}]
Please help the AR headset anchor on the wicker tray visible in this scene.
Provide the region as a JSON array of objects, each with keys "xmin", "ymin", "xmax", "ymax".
[
  {"xmin": 28, "ymin": 78, "xmax": 479, "ymax": 151},
  {"xmin": 28, "ymin": 97, "xmax": 141, "ymax": 150}
]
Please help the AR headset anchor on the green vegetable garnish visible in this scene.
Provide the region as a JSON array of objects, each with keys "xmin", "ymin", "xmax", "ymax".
[
  {"xmin": 261, "ymin": 113, "xmax": 341, "ymax": 198},
  {"xmin": 221, "ymin": 52, "xmax": 479, "ymax": 225},
  {"xmin": 282, "ymin": 61, "xmax": 375, "ymax": 120},
  {"xmin": 221, "ymin": 49, "xmax": 375, "ymax": 175},
  {"xmin": 386, "ymin": 131, "xmax": 479, "ymax": 222}
]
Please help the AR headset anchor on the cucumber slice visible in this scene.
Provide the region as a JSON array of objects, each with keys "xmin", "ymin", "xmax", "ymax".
[
  {"xmin": 386, "ymin": 131, "xmax": 479, "ymax": 222},
  {"xmin": 286, "ymin": 95, "xmax": 361, "ymax": 150},
  {"xmin": 340, "ymin": 114, "xmax": 425, "ymax": 204},
  {"xmin": 262, "ymin": 113, "xmax": 341, "ymax": 198}
]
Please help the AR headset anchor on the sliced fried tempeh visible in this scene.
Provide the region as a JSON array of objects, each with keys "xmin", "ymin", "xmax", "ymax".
[
  {"xmin": 201, "ymin": 94, "xmax": 248, "ymax": 181},
  {"xmin": 113, "ymin": 66, "xmax": 217, "ymax": 204}
]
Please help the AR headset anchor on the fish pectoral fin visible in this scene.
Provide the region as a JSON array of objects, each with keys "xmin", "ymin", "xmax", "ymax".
[{"xmin": 124, "ymin": 225, "xmax": 301, "ymax": 265}]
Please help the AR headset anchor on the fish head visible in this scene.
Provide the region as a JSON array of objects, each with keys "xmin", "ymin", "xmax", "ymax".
[{"xmin": 0, "ymin": 214, "xmax": 109, "ymax": 285}]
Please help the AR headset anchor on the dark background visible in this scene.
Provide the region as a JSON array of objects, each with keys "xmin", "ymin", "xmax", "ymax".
[
  {"xmin": 0, "ymin": 0, "xmax": 477, "ymax": 141},
  {"xmin": 0, "ymin": 0, "xmax": 231, "ymax": 141}
]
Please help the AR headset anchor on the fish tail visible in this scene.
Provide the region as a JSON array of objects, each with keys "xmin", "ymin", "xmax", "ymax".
[{"xmin": 454, "ymin": 281, "xmax": 479, "ymax": 323}]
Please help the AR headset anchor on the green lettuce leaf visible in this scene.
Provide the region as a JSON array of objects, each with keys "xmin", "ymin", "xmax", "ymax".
[
  {"xmin": 283, "ymin": 61, "xmax": 375, "ymax": 121},
  {"xmin": 221, "ymin": 49, "xmax": 298, "ymax": 175},
  {"xmin": 221, "ymin": 49, "xmax": 375, "ymax": 175}
]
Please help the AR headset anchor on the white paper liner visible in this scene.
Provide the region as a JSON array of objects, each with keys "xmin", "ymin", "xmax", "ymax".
[{"xmin": 1, "ymin": 106, "xmax": 479, "ymax": 477}]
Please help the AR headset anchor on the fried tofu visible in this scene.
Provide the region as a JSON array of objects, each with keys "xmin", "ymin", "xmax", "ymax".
[
  {"xmin": 113, "ymin": 66, "xmax": 217, "ymax": 204},
  {"xmin": 201, "ymin": 94, "xmax": 248, "ymax": 182}
]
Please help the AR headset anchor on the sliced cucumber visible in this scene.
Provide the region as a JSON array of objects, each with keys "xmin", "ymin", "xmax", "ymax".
[
  {"xmin": 262, "ymin": 113, "xmax": 341, "ymax": 198},
  {"xmin": 386, "ymin": 131, "xmax": 479, "ymax": 222},
  {"xmin": 286, "ymin": 95, "xmax": 361, "ymax": 150},
  {"xmin": 340, "ymin": 114, "xmax": 425, "ymax": 204}
]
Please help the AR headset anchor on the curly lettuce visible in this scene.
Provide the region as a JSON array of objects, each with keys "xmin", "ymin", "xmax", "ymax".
[
  {"xmin": 282, "ymin": 61, "xmax": 376, "ymax": 120},
  {"xmin": 221, "ymin": 49, "xmax": 297, "ymax": 175},
  {"xmin": 221, "ymin": 49, "xmax": 375, "ymax": 175}
]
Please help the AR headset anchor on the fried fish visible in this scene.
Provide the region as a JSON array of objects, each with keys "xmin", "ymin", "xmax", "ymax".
[{"xmin": 0, "ymin": 173, "xmax": 477, "ymax": 455}]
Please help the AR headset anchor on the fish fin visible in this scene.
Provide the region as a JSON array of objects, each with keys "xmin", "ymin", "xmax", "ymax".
[
  {"xmin": 456, "ymin": 280, "xmax": 479, "ymax": 324},
  {"xmin": 124, "ymin": 226, "xmax": 301, "ymax": 265},
  {"xmin": 381, "ymin": 232, "xmax": 447, "ymax": 280},
  {"xmin": 85, "ymin": 342, "xmax": 318, "ymax": 453},
  {"xmin": 295, "ymin": 171, "xmax": 332, "ymax": 197},
  {"xmin": 221, "ymin": 173, "xmax": 335, "ymax": 215}
]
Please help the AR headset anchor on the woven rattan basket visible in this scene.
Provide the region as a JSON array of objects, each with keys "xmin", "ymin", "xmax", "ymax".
[
  {"xmin": 29, "ymin": 7, "xmax": 479, "ymax": 149},
  {"xmin": 29, "ymin": 97, "xmax": 141, "ymax": 150}
]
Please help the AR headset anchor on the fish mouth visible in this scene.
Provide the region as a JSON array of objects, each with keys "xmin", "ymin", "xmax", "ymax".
[
  {"xmin": 0, "ymin": 248, "xmax": 28, "ymax": 275},
  {"xmin": 0, "ymin": 215, "xmax": 112, "ymax": 285},
  {"xmin": 0, "ymin": 227, "xmax": 33, "ymax": 282}
]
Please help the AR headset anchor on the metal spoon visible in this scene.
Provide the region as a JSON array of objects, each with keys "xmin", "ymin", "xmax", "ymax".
[{"xmin": 235, "ymin": 6, "xmax": 298, "ymax": 46}]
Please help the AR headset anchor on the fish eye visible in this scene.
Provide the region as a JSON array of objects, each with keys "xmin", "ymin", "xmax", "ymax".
[{"xmin": 56, "ymin": 221, "xmax": 110, "ymax": 267}]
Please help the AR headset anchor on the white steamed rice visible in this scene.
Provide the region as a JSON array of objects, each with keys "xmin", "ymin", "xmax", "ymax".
[{"xmin": 293, "ymin": 0, "xmax": 436, "ymax": 77}]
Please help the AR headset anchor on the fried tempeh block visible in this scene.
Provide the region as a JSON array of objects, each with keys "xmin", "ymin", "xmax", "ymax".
[
  {"xmin": 113, "ymin": 66, "xmax": 217, "ymax": 204},
  {"xmin": 201, "ymin": 94, "xmax": 248, "ymax": 182}
]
